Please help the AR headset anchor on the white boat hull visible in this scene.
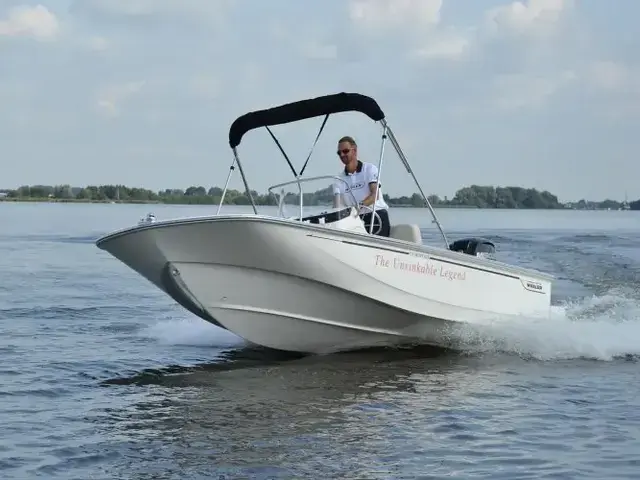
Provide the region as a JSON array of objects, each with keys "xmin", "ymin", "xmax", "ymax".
[{"xmin": 96, "ymin": 214, "xmax": 553, "ymax": 354}]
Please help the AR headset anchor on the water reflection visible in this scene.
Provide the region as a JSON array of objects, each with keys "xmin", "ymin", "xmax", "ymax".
[{"xmin": 93, "ymin": 345, "xmax": 513, "ymax": 478}]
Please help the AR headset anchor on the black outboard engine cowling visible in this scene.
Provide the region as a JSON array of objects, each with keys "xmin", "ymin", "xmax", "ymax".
[{"xmin": 449, "ymin": 237, "xmax": 496, "ymax": 258}]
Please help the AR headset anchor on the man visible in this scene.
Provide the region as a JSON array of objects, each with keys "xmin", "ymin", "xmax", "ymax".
[{"xmin": 332, "ymin": 135, "xmax": 391, "ymax": 236}]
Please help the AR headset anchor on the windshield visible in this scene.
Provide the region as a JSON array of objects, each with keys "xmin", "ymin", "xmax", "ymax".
[{"xmin": 267, "ymin": 175, "xmax": 358, "ymax": 220}]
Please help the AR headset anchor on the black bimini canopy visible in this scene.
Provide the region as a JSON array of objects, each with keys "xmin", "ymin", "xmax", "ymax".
[{"xmin": 228, "ymin": 92, "xmax": 385, "ymax": 149}]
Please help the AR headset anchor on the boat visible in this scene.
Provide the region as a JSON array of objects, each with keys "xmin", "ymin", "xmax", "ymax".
[
  {"xmin": 95, "ymin": 92, "xmax": 554, "ymax": 354},
  {"xmin": 138, "ymin": 212, "xmax": 157, "ymax": 225}
]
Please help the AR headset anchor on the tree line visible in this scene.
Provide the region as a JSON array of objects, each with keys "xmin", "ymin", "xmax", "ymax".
[{"xmin": 0, "ymin": 183, "xmax": 637, "ymax": 210}]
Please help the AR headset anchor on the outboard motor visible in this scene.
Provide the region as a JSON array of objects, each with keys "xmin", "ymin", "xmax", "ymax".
[{"xmin": 449, "ymin": 237, "xmax": 496, "ymax": 259}]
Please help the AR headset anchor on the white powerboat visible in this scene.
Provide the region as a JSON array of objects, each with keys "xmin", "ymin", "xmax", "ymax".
[
  {"xmin": 96, "ymin": 92, "xmax": 554, "ymax": 354},
  {"xmin": 138, "ymin": 212, "xmax": 157, "ymax": 225}
]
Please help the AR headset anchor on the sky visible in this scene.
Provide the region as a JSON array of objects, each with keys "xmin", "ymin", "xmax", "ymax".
[{"xmin": 1, "ymin": 0, "xmax": 638, "ymax": 202}]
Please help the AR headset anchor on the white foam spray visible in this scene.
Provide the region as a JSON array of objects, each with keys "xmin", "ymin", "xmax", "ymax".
[
  {"xmin": 137, "ymin": 289, "xmax": 640, "ymax": 362},
  {"xmin": 447, "ymin": 288, "xmax": 640, "ymax": 361},
  {"xmin": 141, "ymin": 316, "xmax": 244, "ymax": 348}
]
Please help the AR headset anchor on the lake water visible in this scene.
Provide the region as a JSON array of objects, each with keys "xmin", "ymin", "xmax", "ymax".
[{"xmin": 1, "ymin": 202, "xmax": 640, "ymax": 479}]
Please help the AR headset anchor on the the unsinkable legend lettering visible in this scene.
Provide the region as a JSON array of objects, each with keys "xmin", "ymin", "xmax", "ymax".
[{"xmin": 374, "ymin": 253, "xmax": 467, "ymax": 281}]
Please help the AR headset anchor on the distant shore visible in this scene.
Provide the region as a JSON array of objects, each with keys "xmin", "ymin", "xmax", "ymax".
[
  {"xmin": 0, "ymin": 183, "xmax": 636, "ymax": 210},
  {"xmin": 0, "ymin": 197, "xmax": 469, "ymax": 208},
  {"xmin": 0, "ymin": 196, "xmax": 635, "ymax": 211},
  {"xmin": 0, "ymin": 197, "xmax": 159, "ymax": 205}
]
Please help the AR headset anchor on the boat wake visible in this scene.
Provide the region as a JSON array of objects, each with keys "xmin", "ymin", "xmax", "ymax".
[
  {"xmin": 445, "ymin": 287, "xmax": 640, "ymax": 362},
  {"xmin": 136, "ymin": 286, "xmax": 640, "ymax": 367}
]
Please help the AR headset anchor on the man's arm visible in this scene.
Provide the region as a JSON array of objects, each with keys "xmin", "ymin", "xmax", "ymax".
[
  {"xmin": 359, "ymin": 183, "xmax": 380, "ymax": 207},
  {"xmin": 359, "ymin": 164, "xmax": 381, "ymax": 207}
]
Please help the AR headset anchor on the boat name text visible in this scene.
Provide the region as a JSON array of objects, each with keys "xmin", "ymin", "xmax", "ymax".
[{"xmin": 375, "ymin": 254, "xmax": 466, "ymax": 281}]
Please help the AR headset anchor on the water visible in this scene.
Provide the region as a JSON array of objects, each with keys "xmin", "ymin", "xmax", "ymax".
[{"xmin": 1, "ymin": 202, "xmax": 640, "ymax": 479}]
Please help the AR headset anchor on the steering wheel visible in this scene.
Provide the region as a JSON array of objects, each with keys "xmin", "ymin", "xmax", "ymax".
[{"xmin": 357, "ymin": 204, "xmax": 383, "ymax": 235}]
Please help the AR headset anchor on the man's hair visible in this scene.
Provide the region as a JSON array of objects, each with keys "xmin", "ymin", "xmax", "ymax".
[{"xmin": 338, "ymin": 135, "xmax": 357, "ymax": 147}]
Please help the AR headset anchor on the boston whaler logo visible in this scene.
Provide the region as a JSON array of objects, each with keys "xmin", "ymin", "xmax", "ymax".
[
  {"xmin": 374, "ymin": 253, "xmax": 466, "ymax": 281},
  {"xmin": 344, "ymin": 181, "xmax": 365, "ymax": 192},
  {"xmin": 522, "ymin": 279, "xmax": 544, "ymax": 293}
]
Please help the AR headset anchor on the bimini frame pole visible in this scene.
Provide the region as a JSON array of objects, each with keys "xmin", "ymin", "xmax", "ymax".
[
  {"xmin": 217, "ymin": 158, "xmax": 235, "ymax": 214},
  {"xmin": 370, "ymin": 123, "xmax": 388, "ymax": 234},
  {"xmin": 380, "ymin": 118, "xmax": 449, "ymax": 248},
  {"xmin": 231, "ymin": 147, "xmax": 258, "ymax": 214}
]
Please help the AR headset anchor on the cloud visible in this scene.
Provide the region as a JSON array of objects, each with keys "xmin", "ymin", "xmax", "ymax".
[
  {"xmin": 0, "ymin": 4, "xmax": 59, "ymax": 40},
  {"xmin": 409, "ymin": 29, "xmax": 472, "ymax": 61},
  {"xmin": 300, "ymin": 41, "xmax": 338, "ymax": 61},
  {"xmin": 588, "ymin": 61, "xmax": 640, "ymax": 94},
  {"xmin": 86, "ymin": 35, "xmax": 109, "ymax": 51},
  {"xmin": 69, "ymin": 0, "xmax": 235, "ymax": 26},
  {"xmin": 95, "ymin": 81, "xmax": 146, "ymax": 118},
  {"xmin": 583, "ymin": 61, "xmax": 640, "ymax": 118},
  {"xmin": 73, "ymin": 0, "xmax": 175, "ymax": 17},
  {"xmin": 344, "ymin": 0, "xmax": 574, "ymax": 64},
  {"xmin": 346, "ymin": 0, "xmax": 471, "ymax": 61},
  {"xmin": 348, "ymin": 0, "xmax": 443, "ymax": 30},
  {"xmin": 0, "ymin": 0, "xmax": 638, "ymax": 203},
  {"xmin": 491, "ymin": 70, "xmax": 577, "ymax": 111},
  {"xmin": 188, "ymin": 74, "xmax": 222, "ymax": 101},
  {"xmin": 484, "ymin": 0, "xmax": 574, "ymax": 37}
]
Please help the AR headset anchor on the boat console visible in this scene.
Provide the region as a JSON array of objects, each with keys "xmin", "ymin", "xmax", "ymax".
[{"xmin": 300, "ymin": 206, "xmax": 352, "ymax": 224}]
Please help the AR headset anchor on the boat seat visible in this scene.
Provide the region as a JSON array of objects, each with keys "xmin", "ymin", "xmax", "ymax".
[{"xmin": 389, "ymin": 223, "xmax": 422, "ymax": 244}]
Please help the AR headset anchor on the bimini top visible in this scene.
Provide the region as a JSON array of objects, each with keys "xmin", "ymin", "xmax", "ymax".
[{"xmin": 228, "ymin": 92, "xmax": 385, "ymax": 148}]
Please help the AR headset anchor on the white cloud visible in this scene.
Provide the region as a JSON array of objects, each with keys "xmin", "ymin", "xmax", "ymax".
[
  {"xmin": 0, "ymin": 0, "xmax": 638, "ymax": 203},
  {"xmin": 70, "ymin": 0, "xmax": 235, "ymax": 24},
  {"xmin": 189, "ymin": 74, "xmax": 222, "ymax": 101},
  {"xmin": 582, "ymin": 61, "xmax": 640, "ymax": 119},
  {"xmin": 347, "ymin": 0, "xmax": 471, "ymax": 61},
  {"xmin": 300, "ymin": 41, "xmax": 338, "ymax": 61},
  {"xmin": 588, "ymin": 61, "xmax": 640, "ymax": 94},
  {"xmin": 348, "ymin": 0, "xmax": 443, "ymax": 30},
  {"xmin": 492, "ymin": 70, "xmax": 576, "ymax": 110},
  {"xmin": 95, "ymin": 81, "xmax": 146, "ymax": 118},
  {"xmin": 343, "ymin": 0, "xmax": 575, "ymax": 65},
  {"xmin": 77, "ymin": 0, "xmax": 168, "ymax": 17},
  {"xmin": 0, "ymin": 4, "xmax": 59, "ymax": 40},
  {"xmin": 410, "ymin": 30, "xmax": 471, "ymax": 60},
  {"xmin": 86, "ymin": 35, "xmax": 109, "ymax": 51},
  {"xmin": 485, "ymin": 0, "xmax": 574, "ymax": 37}
]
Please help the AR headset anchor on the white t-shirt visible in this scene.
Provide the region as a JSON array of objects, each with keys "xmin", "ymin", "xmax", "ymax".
[{"xmin": 333, "ymin": 160, "xmax": 389, "ymax": 211}]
